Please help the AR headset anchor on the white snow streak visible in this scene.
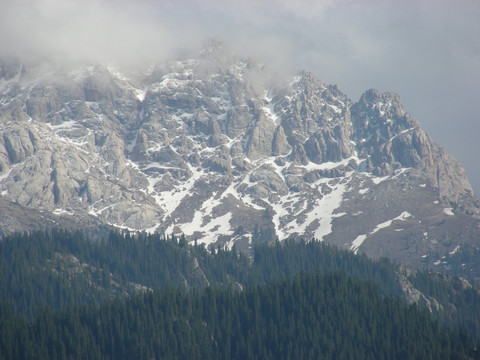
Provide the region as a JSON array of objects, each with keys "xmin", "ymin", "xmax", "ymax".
[
  {"xmin": 350, "ymin": 211, "xmax": 412, "ymax": 254},
  {"xmin": 449, "ymin": 245, "xmax": 460, "ymax": 255},
  {"xmin": 443, "ymin": 208, "xmax": 455, "ymax": 216}
]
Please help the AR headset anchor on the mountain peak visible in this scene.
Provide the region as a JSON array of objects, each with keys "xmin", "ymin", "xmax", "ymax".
[
  {"xmin": 198, "ymin": 38, "xmax": 239, "ymax": 66},
  {"xmin": 201, "ymin": 38, "xmax": 229, "ymax": 55},
  {"xmin": 361, "ymin": 88, "xmax": 399, "ymax": 102},
  {"xmin": 0, "ymin": 51, "xmax": 479, "ymax": 278}
]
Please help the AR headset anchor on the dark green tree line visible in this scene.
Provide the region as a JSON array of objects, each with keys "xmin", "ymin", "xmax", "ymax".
[
  {"xmin": 1, "ymin": 229, "xmax": 480, "ymax": 345},
  {"xmin": 1, "ymin": 271, "xmax": 477, "ymax": 359}
]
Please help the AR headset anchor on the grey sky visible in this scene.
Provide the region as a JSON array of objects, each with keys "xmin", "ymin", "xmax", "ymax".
[{"xmin": 1, "ymin": 0, "xmax": 479, "ymax": 195}]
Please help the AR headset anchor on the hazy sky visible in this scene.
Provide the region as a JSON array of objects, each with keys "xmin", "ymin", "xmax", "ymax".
[{"xmin": 1, "ymin": 0, "xmax": 479, "ymax": 195}]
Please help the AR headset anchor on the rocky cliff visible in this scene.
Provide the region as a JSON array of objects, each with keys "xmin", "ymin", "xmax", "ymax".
[{"xmin": 1, "ymin": 45, "xmax": 479, "ymax": 276}]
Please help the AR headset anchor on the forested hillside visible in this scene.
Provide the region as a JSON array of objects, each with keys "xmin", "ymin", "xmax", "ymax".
[
  {"xmin": 0, "ymin": 229, "xmax": 399, "ymax": 319},
  {"xmin": 1, "ymin": 229, "xmax": 480, "ymax": 358},
  {"xmin": 1, "ymin": 271, "xmax": 477, "ymax": 360}
]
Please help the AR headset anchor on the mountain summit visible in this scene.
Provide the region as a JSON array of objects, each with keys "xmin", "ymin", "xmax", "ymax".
[{"xmin": 0, "ymin": 47, "xmax": 479, "ymax": 276}]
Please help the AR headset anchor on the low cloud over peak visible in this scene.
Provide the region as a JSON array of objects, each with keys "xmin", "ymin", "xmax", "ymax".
[{"xmin": 1, "ymin": 0, "xmax": 479, "ymax": 194}]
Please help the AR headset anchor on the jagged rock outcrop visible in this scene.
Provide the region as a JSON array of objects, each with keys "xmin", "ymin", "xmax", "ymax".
[
  {"xmin": 351, "ymin": 89, "xmax": 475, "ymax": 208},
  {"xmin": 0, "ymin": 47, "xmax": 479, "ymax": 277}
]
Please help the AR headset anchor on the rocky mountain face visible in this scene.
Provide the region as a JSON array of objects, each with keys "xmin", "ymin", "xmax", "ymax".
[{"xmin": 1, "ymin": 44, "xmax": 479, "ymax": 276}]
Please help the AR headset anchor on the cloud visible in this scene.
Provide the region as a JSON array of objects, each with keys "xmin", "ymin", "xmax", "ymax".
[
  {"xmin": 0, "ymin": 0, "xmax": 351, "ymax": 69},
  {"xmin": 1, "ymin": 0, "xmax": 184, "ymax": 67},
  {"xmin": 1, "ymin": 0, "xmax": 479, "ymax": 194}
]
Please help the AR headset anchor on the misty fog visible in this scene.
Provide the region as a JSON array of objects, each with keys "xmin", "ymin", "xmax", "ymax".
[{"xmin": 1, "ymin": 0, "xmax": 479, "ymax": 194}]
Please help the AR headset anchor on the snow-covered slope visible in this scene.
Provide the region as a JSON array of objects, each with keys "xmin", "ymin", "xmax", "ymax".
[{"xmin": 0, "ymin": 45, "xmax": 479, "ymax": 275}]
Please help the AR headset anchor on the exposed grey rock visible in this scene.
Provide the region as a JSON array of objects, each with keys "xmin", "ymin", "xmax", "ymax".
[
  {"xmin": 131, "ymin": 131, "xmax": 148, "ymax": 161},
  {"xmin": 304, "ymin": 128, "xmax": 349, "ymax": 164},
  {"xmin": 289, "ymin": 143, "xmax": 309, "ymax": 165},
  {"xmin": 2, "ymin": 127, "xmax": 36, "ymax": 164},
  {"xmin": 0, "ymin": 50, "xmax": 478, "ymax": 279},
  {"xmin": 351, "ymin": 89, "xmax": 475, "ymax": 208},
  {"xmin": 245, "ymin": 113, "xmax": 277, "ymax": 160},
  {"xmin": 225, "ymin": 106, "xmax": 252, "ymax": 138},
  {"xmin": 208, "ymin": 118, "xmax": 227, "ymax": 147},
  {"xmin": 271, "ymin": 125, "xmax": 290, "ymax": 156},
  {"xmin": 250, "ymin": 164, "xmax": 288, "ymax": 196},
  {"xmin": 398, "ymin": 270, "xmax": 443, "ymax": 313}
]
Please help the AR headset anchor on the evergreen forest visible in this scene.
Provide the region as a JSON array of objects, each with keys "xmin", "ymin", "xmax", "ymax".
[{"xmin": 1, "ymin": 229, "xmax": 480, "ymax": 359}]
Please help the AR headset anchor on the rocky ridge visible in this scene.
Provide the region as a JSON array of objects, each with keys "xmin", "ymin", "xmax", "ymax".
[{"xmin": 0, "ymin": 45, "xmax": 479, "ymax": 276}]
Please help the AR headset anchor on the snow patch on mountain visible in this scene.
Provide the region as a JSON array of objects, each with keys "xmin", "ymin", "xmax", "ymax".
[
  {"xmin": 0, "ymin": 52, "xmax": 478, "ymax": 276},
  {"xmin": 350, "ymin": 211, "xmax": 413, "ymax": 254},
  {"xmin": 443, "ymin": 208, "xmax": 455, "ymax": 216},
  {"xmin": 449, "ymin": 245, "xmax": 460, "ymax": 255}
]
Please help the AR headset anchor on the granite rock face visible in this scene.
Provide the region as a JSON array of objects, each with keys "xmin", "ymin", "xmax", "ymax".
[
  {"xmin": 0, "ymin": 47, "xmax": 479, "ymax": 276},
  {"xmin": 350, "ymin": 89, "xmax": 475, "ymax": 206}
]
